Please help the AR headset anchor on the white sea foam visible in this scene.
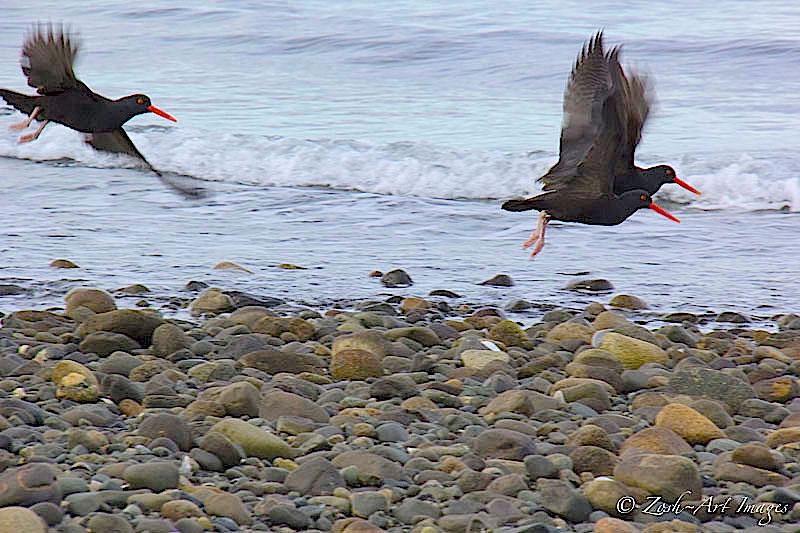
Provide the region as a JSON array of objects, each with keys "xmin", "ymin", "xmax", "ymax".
[{"xmin": 1, "ymin": 122, "xmax": 797, "ymax": 212}]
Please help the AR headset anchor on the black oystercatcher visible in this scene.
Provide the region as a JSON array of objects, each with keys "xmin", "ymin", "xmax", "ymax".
[
  {"xmin": 502, "ymin": 32, "xmax": 680, "ymax": 258},
  {"xmin": 0, "ymin": 24, "xmax": 202, "ymax": 196}
]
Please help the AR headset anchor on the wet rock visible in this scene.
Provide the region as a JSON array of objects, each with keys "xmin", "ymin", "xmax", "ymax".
[
  {"xmin": 189, "ymin": 288, "xmax": 235, "ymax": 315},
  {"xmin": 460, "ymin": 349, "xmax": 510, "ymax": 370},
  {"xmin": 545, "ymin": 322, "xmax": 593, "ymax": 344},
  {"xmin": 482, "ymin": 390, "xmax": 564, "ymax": 417},
  {"xmin": 259, "ymin": 389, "xmax": 330, "ymax": 422},
  {"xmin": 479, "ymin": 274, "xmax": 513, "ymax": 287},
  {"xmin": 97, "ymin": 351, "xmax": 143, "ymax": 376},
  {"xmin": 253, "ymin": 316, "xmax": 315, "ymax": 341},
  {"xmin": 753, "ymin": 376, "xmax": 799, "ymax": 403},
  {"xmin": 65, "ymin": 288, "xmax": 117, "ymax": 319},
  {"xmin": 138, "ymin": 413, "xmax": 194, "ymax": 451},
  {"xmin": 666, "ymin": 367, "xmax": 756, "ymax": 412},
  {"xmin": 380, "ymin": 269, "xmax": 413, "ymax": 288},
  {"xmin": 199, "ymin": 431, "xmax": 245, "ymax": 469},
  {"xmin": 369, "ymin": 375, "xmax": 418, "ymax": 400},
  {"xmin": 716, "ymin": 311, "xmax": 748, "ymax": 323},
  {"xmin": 209, "ymin": 418, "xmax": 294, "ymax": 460},
  {"xmin": 192, "ymin": 487, "xmax": 252, "ymax": 526},
  {"xmin": 565, "ymin": 278, "xmax": 614, "ymax": 292},
  {"xmin": 619, "ymin": 427, "xmax": 694, "ymax": 456},
  {"xmin": 330, "ymin": 349, "xmax": 383, "ymax": 380},
  {"xmin": 570, "ymin": 445, "xmax": 618, "ymax": 476},
  {"xmin": 331, "ymin": 451, "xmax": 408, "ymax": 482},
  {"xmin": 473, "ymin": 428, "xmax": 536, "ymax": 460},
  {"xmin": 583, "ymin": 478, "xmax": 636, "ymax": 518},
  {"xmin": 614, "ymin": 453, "xmax": 702, "ymax": 502},
  {"xmin": 655, "ymin": 403, "xmax": 726, "ymax": 444},
  {"xmin": 240, "ymin": 348, "xmax": 325, "ymax": 374},
  {"xmin": 537, "ymin": 478, "xmax": 592, "ymax": 522},
  {"xmin": 713, "ymin": 460, "xmax": 789, "ymax": 487},
  {"xmin": 87, "ymin": 513, "xmax": 133, "ymax": 533},
  {"xmin": 609, "ymin": 294, "xmax": 649, "ymax": 310},
  {"xmin": 78, "ymin": 331, "xmax": 140, "ymax": 356},
  {"xmin": 593, "ymin": 331, "xmax": 667, "ymax": 369},
  {"xmin": 0, "ymin": 464, "xmax": 61, "ymax": 507},
  {"xmin": 333, "ymin": 331, "xmax": 392, "ymax": 358},
  {"xmin": 284, "ymin": 456, "xmax": 346, "ymax": 496},
  {"xmin": 766, "ymin": 427, "xmax": 800, "ymax": 448},
  {"xmin": 124, "ymin": 462, "xmax": 179, "ymax": 492},
  {"xmin": 151, "ymin": 323, "xmax": 193, "ymax": 356},
  {"xmin": 76, "ymin": 309, "xmax": 165, "ymax": 346},
  {"xmin": 393, "ymin": 497, "xmax": 441, "ymax": 524},
  {"xmin": 213, "ymin": 381, "xmax": 260, "ymax": 417},
  {"xmin": 0, "ymin": 507, "xmax": 47, "ymax": 533},
  {"xmin": 50, "ymin": 259, "xmax": 79, "ymax": 268}
]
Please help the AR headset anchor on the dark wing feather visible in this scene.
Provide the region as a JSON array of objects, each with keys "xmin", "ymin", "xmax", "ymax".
[
  {"xmin": 88, "ymin": 129, "xmax": 208, "ymax": 199},
  {"xmin": 538, "ymin": 32, "xmax": 623, "ymax": 199},
  {"xmin": 87, "ymin": 129, "xmax": 159, "ymax": 173},
  {"xmin": 611, "ymin": 57, "xmax": 651, "ymax": 176},
  {"xmin": 21, "ymin": 24, "xmax": 80, "ymax": 94}
]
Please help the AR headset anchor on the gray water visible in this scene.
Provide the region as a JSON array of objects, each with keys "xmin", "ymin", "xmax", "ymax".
[{"xmin": 0, "ymin": 1, "xmax": 798, "ymax": 322}]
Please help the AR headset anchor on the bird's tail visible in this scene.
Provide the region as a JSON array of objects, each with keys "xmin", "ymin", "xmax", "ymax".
[
  {"xmin": 501, "ymin": 198, "xmax": 540, "ymax": 212},
  {"xmin": 0, "ymin": 89, "xmax": 38, "ymax": 115}
]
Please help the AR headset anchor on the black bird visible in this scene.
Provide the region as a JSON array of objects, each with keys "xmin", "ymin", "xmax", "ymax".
[
  {"xmin": 502, "ymin": 32, "xmax": 680, "ymax": 258},
  {"xmin": 0, "ymin": 24, "xmax": 185, "ymax": 183}
]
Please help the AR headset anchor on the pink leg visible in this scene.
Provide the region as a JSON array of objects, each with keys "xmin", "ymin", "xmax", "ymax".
[
  {"xmin": 10, "ymin": 106, "xmax": 40, "ymax": 131},
  {"xmin": 528, "ymin": 215, "xmax": 548, "ymax": 258},
  {"xmin": 522, "ymin": 211, "xmax": 547, "ymax": 249},
  {"xmin": 18, "ymin": 120, "xmax": 49, "ymax": 143}
]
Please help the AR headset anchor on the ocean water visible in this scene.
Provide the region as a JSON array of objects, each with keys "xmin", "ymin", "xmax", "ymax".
[{"xmin": 0, "ymin": 1, "xmax": 798, "ymax": 324}]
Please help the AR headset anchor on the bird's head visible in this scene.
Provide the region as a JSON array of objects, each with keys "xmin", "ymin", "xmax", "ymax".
[
  {"xmin": 121, "ymin": 94, "xmax": 177, "ymax": 122},
  {"xmin": 646, "ymin": 165, "xmax": 700, "ymax": 195},
  {"xmin": 622, "ymin": 190, "xmax": 680, "ymax": 223}
]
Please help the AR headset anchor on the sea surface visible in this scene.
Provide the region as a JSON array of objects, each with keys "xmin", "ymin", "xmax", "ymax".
[{"xmin": 0, "ymin": 1, "xmax": 798, "ymax": 325}]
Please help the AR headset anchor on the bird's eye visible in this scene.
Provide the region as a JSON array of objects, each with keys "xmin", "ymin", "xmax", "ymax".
[
  {"xmin": 665, "ymin": 168, "xmax": 673, "ymax": 176},
  {"xmin": 136, "ymin": 97, "xmax": 144, "ymax": 105},
  {"xmin": 640, "ymin": 194, "xmax": 647, "ymax": 201}
]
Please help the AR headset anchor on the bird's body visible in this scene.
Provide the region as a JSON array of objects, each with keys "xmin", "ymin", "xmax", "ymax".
[
  {"xmin": 502, "ymin": 32, "xmax": 684, "ymax": 257},
  {"xmin": 0, "ymin": 24, "xmax": 176, "ymax": 173}
]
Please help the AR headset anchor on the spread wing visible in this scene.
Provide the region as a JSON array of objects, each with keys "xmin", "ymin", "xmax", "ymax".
[
  {"xmin": 611, "ymin": 58, "xmax": 652, "ymax": 176},
  {"xmin": 88, "ymin": 129, "xmax": 208, "ymax": 199},
  {"xmin": 538, "ymin": 32, "xmax": 623, "ymax": 199},
  {"xmin": 21, "ymin": 24, "xmax": 80, "ymax": 94}
]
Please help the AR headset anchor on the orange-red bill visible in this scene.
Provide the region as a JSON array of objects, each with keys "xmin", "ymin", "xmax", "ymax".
[
  {"xmin": 673, "ymin": 176, "xmax": 701, "ymax": 195},
  {"xmin": 649, "ymin": 203, "xmax": 680, "ymax": 223},
  {"xmin": 147, "ymin": 105, "xmax": 177, "ymax": 122}
]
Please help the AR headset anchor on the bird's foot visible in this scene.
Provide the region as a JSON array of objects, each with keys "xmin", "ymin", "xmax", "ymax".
[
  {"xmin": 17, "ymin": 119, "xmax": 48, "ymax": 143},
  {"xmin": 9, "ymin": 107, "xmax": 39, "ymax": 131},
  {"xmin": 522, "ymin": 211, "xmax": 548, "ymax": 250},
  {"xmin": 527, "ymin": 213, "xmax": 548, "ymax": 259}
]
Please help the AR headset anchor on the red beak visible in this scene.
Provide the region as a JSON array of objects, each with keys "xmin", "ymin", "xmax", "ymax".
[
  {"xmin": 147, "ymin": 105, "xmax": 177, "ymax": 123},
  {"xmin": 673, "ymin": 176, "xmax": 700, "ymax": 195},
  {"xmin": 649, "ymin": 202, "xmax": 680, "ymax": 223}
]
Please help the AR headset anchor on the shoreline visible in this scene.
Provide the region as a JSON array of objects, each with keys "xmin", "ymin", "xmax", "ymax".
[{"xmin": 0, "ymin": 280, "xmax": 799, "ymax": 532}]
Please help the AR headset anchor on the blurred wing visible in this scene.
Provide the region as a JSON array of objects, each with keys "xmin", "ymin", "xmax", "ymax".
[
  {"xmin": 612, "ymin": 58, "xmax": 652, "ymax": 175},
  {"xmin": 21, "ymin": 24, "xmax": 80, "ymax": 94},
  {"xmin": 88, "ymin": 129, "xmax": 209, "ymax": 199},
  {"xmin": 539, "ymin": 32, "xmax": 620, "ymax": 198}
]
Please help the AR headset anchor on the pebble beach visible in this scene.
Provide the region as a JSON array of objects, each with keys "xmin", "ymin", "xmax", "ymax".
[{"xmin": 1, "ymin": 267, "xmax": 800, "ymax": 533}]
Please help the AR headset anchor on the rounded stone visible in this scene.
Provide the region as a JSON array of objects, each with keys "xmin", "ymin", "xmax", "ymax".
[
  {"xmin": 0, "ymin": 464, "xmax": 61, "ymax": 508},
  {"xmin": 209, "ymin": 418, "xmax": 294, "ymax": 460},
  {"xmin": 655, "ymin": 403, "xmax": 725, "ymax": 444},
  {"xmin": 189, "ymin": 288, "xmax": 235, "ymax": 316},
  {"xmin": 151, "ymin": 323, "xmax": 193, "ymax": 357},
  {"xmin": 123, "ymin": 462, "xmax": 179, "ymax": 492},
  {"xmin": 330, "ymin": 349, "xmax": 383, "ymax": 380},
  {"xmin": 609, "ymin": 294, "xmax": 649, "ymax": 310},
  {"xmin": 460, "ymin": 349, "xmax": 510, "ymax": 370},
  {"xmin": 137, "ymin": 413, "xmax": 194, "ymax": 451},
  {"xmin": 619, "ymin": 427, "xmax": 694, "ymax": 456},
  {"xmin": 0, "ymin": 507, "xmax": 47, "ymax": 533},
  {"xmin": 161, "ymin": 500, "xmax": 205, "ymax": 521},
  {"xmin": 593, "ymin": 331, "xmax": 668, "ymax": 369},
  {"xmin": 65, "ymin": 288, "xmax": 117, "ymax": 319},
  {"xmin": 87, "ymin": 513, "xmax": 133, "ymax": 533}
]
